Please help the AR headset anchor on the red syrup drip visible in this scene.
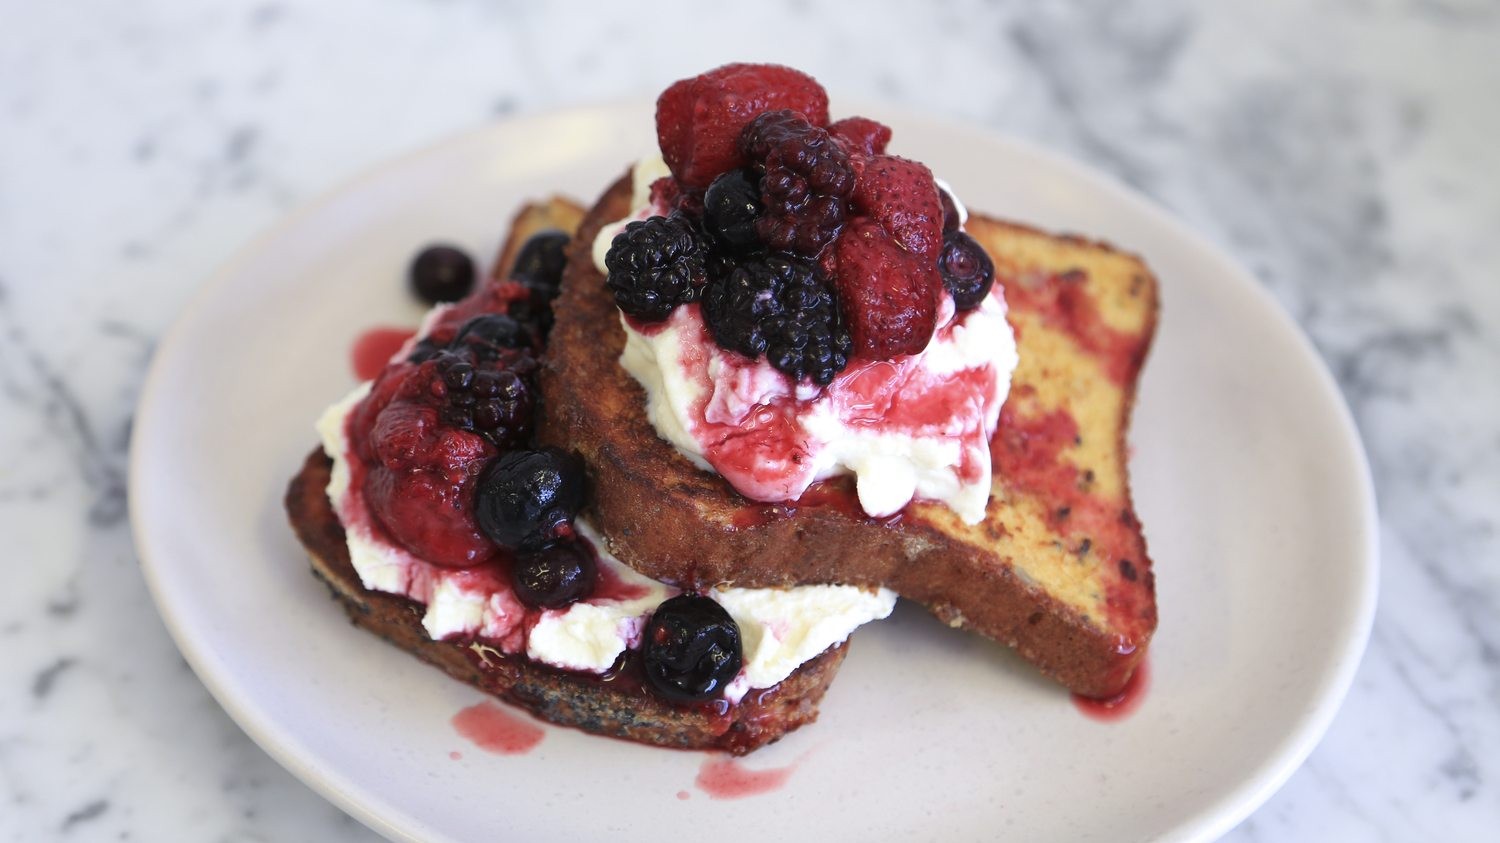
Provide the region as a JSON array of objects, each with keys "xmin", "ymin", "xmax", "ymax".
[
  {"xmin": 1071, "ymin": 657, "xmax": 1150, "ymax": 722},
  {"xmin": 451, "ymin": 701, "xmax": 545, "ymax": 754},
  {"xmin": 350, "ymin": 326, "xmax": 416, "ymax": 381},
  {"xmin": 694, "ymin": 755, "xmax": 799, "ymax": 800}
]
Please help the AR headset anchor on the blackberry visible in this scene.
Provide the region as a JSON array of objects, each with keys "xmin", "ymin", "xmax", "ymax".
[
  {"xmin": 409, "ymin": 244, "xmax": 476, "ymax": 305},
  {"xmin": 603, "ymin": 212, "xmax": 709, "ymax": 321},
  {"xmin": 642, "ymin": 594, "xmax": 743, "ymax": 703},
  {"xmin": 430, "ymin": 345, "xmax": 536, "ymax": 449},
  {"xmin": 702, "ymin": 169, "xmax": 763, "ymax": 251},
  {"xmin": 937, "ymin": 231, "xmax": 995, "ymax": 311},
  {"xmin": 738, "ymin": 110, "xmax": 854, "ymax": 257},
  {"xmin": 474, "ymin": 448, "xmax": 587, "ymax": 551},
  {"xmin": 702, "ymin": 254, "xmax": 851, "ymax": 385},
  {"xmin": 510, "ymin": 230, "xmax": 571, "ymax": 298}
]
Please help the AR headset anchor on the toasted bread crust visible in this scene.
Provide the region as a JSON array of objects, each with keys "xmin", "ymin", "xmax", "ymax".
[
  {"xmin": 540, "ymin": 175, "xmax": 1157, "ymax": 698},
  {"xmin": 285, "ymin": 449, "xmax": 844, "ymax": 754}
]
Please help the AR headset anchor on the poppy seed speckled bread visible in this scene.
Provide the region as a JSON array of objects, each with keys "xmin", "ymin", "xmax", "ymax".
[
  {"xmin": 285, "ymin": 198, "xmax": 851, "ymax": 754},
  {"xmin": 540, "ymin": 176, "xmax": 1159, "ymax": 698}
]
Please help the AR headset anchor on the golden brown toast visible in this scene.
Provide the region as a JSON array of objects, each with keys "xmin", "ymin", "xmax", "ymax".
[
  {"xmin": 540, "ymin": 176, "xmax": 1159, "ymax": 697},
  {"xmin": 284, "ymin": 198, "xmax": 847, "ymax": 754}
]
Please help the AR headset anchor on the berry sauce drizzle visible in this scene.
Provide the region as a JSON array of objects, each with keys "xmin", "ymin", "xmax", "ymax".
[
  {"xmin": 694, "ymin": 754, "xmax": 800, "ymax": 799},
  {"xmin": 451, "ymin": 701, "xmax": 546, "ymax": 754},
  {"xmin": 1071, "ymin": 657, "xmax": 1150, "ymax": 722},
  {"xmin": 350, "ymin": 326, "xmax": 416, "ymax": 381}
]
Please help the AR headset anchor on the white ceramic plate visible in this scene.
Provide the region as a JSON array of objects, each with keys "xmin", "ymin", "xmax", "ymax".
[{"xmin": 131, "ymin": 102, "xmax": 1378, "ymax": 843}]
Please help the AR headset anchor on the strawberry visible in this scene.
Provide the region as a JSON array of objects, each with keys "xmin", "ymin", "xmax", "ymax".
[
  {"xmin": 833, "ymin": 218, "xmax": 941, "ymax": 359},
  {"xmin": 656, "ymin": 63, "xmax": 829, "ymax": 191},
  {"xmin": 851, "ymin": 154, "xmax": 943, "ymax": 262},
  {"xmin": 829, "ymin": 116, "xmax": 892, "ymax": 157}
]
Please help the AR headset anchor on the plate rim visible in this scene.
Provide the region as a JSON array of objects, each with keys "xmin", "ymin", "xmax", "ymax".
[{"xmin": 129, "ymin": 99, "xmax": 1379, "ymax": 843}]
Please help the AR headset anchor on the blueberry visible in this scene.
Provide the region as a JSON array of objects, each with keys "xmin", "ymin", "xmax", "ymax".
[
  {"xmin": 937, "ymin": 231, "xmax": 995, "ymax": 311},
  {"xmin": 451, "ymin": 313, "xmax": 532, "ymax": 357},
  {"xmin": 702, "ymin": 169, "xmax": 763, "ymax": 251},
  {"xmin": 512, "ymin": 540, "xmax": 596, "ymax": 609},
  {"xmin": 410, "ymin": 244, "xmax": 476, "ymax": 305},
  {"xmin": 474, "ymin": 448, "xmax": 587, "ymax": 550},
  {"xmin": 642, "ymin": 594, "xmax": 743, "ymax": 703},
  {"xmin": 938, "ymin": 189, "xmax": 962, "ymax": 234},
  {"xmin": 511, "ymin": 230, "xmax": 571, "ymax": 298}
]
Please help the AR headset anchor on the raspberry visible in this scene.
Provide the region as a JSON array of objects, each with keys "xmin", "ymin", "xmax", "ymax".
[
  {"xmin": 656, "ymin": 64, "xmax": 829, "ymax": 191},
  {"xmin": 937, "ymin": 231, "xmax": 996, "ymax": 310},
  {"xmin": 851, "ymin": 155, "xmax": 943, "ymax": 262},
  {"xmin": 833, "ymin": 218, "xmax": 941, "ymax": 359},
  {"xmin": 739, "ymin": 110, "xmax": 855, "ymax": 257},
  {"xmin": 828, "ymin": 116, "xmax": 892, "ymax": 157},
  {"xmin": 603, "ymin": 213, "xmax": 709, "ymax": 320},
  {"xmin": 702, "ymin": 254, "xmax": 851, "ymax": 385}
]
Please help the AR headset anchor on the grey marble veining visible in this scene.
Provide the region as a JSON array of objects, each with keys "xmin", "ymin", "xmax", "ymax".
[{"xmin": 2, "ymin": 0, "xmax": 1497, "ymax": 839}]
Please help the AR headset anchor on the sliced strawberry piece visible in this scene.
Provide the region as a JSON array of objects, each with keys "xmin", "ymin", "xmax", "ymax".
[
  {"xmin": 851, "ymin": 155, "xmax": 943, "ymax": 262},
  {"xmin": 829, "ymin": 116, "xmax": 892, "ymax": 157},
  {"xmin": 833, "ymin": 218, "xmax": 941, "ymax": 359},
  {"xmin": 656, "ymin": 63, "xmax": 830, "ymax": 191}
]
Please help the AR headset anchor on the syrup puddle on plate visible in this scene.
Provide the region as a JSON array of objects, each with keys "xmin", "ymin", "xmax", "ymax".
[
  {"xmin": 451, "ymin": 701, "xmax": 545, "ymax": 755},
  {"xmin": 1071, "ymin": 657, "xmax": 1151, "ymax": 722},
  {"xmin": 694, "ymin": 754, "xmax": 802, "ymax": 800},
  {"xmin": 350, "ymin": 326, "xmax": 416, "ymax": 381}
]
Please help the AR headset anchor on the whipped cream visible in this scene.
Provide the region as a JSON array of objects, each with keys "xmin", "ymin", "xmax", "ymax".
[
  {"xmin": 596, "ymin": 156, "xmax": 1019, "ymax": 524},
  {"xmin": 317, "ymin": 385, "xmax": 895, "ymax": 701}
]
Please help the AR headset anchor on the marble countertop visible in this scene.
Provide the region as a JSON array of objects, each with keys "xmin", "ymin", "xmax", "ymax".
[{"xmin": 3, "ymin": 0, "xmax": 1496, "ymax": 839}]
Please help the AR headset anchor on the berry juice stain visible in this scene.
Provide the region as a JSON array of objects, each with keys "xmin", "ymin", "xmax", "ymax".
[
  {"xmin": 350, "ymin": 326, "xmax": 416, "ymax": 381},
  {"xmin": 695, "ymin": 755, "xmax": 799, "ymax": 800},
  {"xmin": 1072, "ymin": 657, "xmax": 1150, "ymax": 722},
  {"xmin": 451, "ymin": 701, "xmax": 545, "ymax": 754}
]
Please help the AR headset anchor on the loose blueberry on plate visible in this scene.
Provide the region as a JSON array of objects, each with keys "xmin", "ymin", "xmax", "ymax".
[
  {"xmin": 512, "ymin": 540, "xmax": 597, "ymax": 609},
  {"xmin": 410, "ymin": 244, "xmax": 476, "ymax": 305},
  {"xmin": 642, "ymin": 594, "xmax": 743, "ymax": 703},
  {"xmin": 474, "ymin": 447, "xmax": 587, "ymax": 550}
]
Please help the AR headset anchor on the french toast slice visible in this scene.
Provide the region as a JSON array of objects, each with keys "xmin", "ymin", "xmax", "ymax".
[
  {"xmin": 284, "ymin": 198, "xmax": 848, "ymax": 754},
  {"xmin": 540, "ymin": 176, "xmax": 1158, "ymax": 698}
]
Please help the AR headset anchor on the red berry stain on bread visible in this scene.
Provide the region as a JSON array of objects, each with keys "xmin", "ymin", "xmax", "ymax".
[
  {"xmin": 452, "ymin": 701, "xmax": 545, "ymax": 754},
  {"xmin": 694, "ymin": 754, "xmax": 799, "ymax": 799},
  {"xmin": 1002, "ymin": 268, "xmax": 1147, "ymax": 385},
  {"xmin": 350, "ymin": 326, "xmax": 416, "ymax": 382},
  {"xmin": 1072, "ymin": 656, "xmax": 1151, "ymax": 721}
]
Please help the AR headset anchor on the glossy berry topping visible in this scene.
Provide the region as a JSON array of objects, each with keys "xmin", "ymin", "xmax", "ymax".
[
  {"xmin": 410, "ymin": 244, "xmax": 476, "ymax": 305},
  {"xmin": 511, "ymin": 540, "xmax": 597, "ymax": 609},
  {"xmin": 938, "ymin": 188, "xmax": 962, "ymax": 234},
  {"xmin": 474, "ymin": 447, "xmax": 587, "ymax": 551},
  {"xmin": 642, "ymin": 594, "xmax": 743, "ymax": 703},
  {"xmin": 937, "ymin": 231, "xmax": 996, "ymax": 311},
  {"xmin": 828, "ymin": 116, "xmax": 892, "ymax": 157},
  {"xmin": 656, "ymin": 63, "xmax": 829, "ymax": 191},
  {"xmin": 452, "ymin": 313, "xmax": 532, "ymax": 355},
  {"xmin": 604, "ymin": 213, "xmax": 710, "ymax": 321},
  {"xmin": 702, "ymin": 254, "xmax": 851, "ymax": 385},
  {"xmin": 850, "ymin": 155, "xmax": 943, "ymax": 262},
  {"xmin": 833, "ymin": 218, "xmax": 941, "ymax": 359},
  {"xmin": 740, "ymin": 110, "xmax": 854, "ymax": 257},
  {"xmin": 702, "ymin": 169, "xmax": 763, "ymax": 251},
  {"xmin": 429, "ymin": 346, "xmax": 535, "ymax": 449},
  {"xmin": 510, "ymin": 230, "xmax": 571, "ymax": 297}
]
